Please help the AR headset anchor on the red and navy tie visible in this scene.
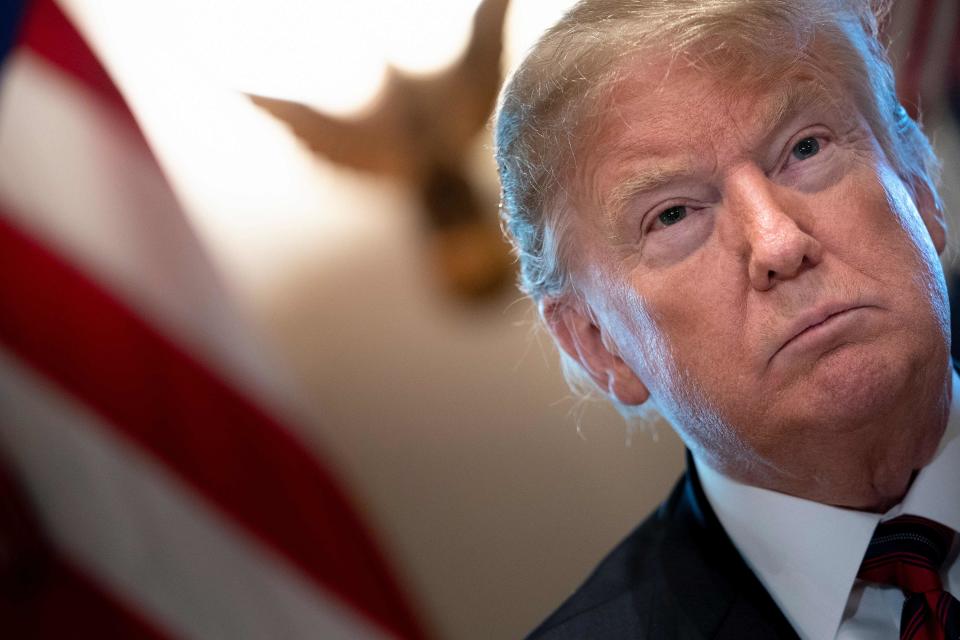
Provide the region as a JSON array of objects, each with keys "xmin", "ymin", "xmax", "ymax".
[{"xmin": 857, "ymin": 515, "xmax": 960, "ymax": 640}]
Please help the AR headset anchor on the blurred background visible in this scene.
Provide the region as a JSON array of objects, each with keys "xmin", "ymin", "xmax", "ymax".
[{"xmin": 0, "ymin": 1, "xmax": 956, "ymax": 638}]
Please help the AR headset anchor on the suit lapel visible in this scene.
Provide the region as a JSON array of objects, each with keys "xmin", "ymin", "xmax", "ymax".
[{"xmin": 654, "ymin": 452, "xmax": 800, "ymax": 639}]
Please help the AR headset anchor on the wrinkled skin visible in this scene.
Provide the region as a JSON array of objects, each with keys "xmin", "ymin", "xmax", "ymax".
[{"xmin": 546, "ymin": 59, "xmax": 951, "ymax": 512}]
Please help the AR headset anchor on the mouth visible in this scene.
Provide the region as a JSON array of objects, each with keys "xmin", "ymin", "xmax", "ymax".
[{"xmin": 770, "ymin": 303, "xmax": 873, "ymax": 364}]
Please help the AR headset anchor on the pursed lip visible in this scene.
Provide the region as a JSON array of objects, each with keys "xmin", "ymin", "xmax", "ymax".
[{"xmin": 769, "ymin": 302, "xmax": 871, "ymax": 364}]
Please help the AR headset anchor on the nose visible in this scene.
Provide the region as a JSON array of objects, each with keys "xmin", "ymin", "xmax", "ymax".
[{"xmin": 728, "ymin": 167, "xmax": 823, "ymax": 291}]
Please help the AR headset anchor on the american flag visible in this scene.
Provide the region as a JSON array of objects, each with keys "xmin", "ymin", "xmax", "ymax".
[
  {"xmin": 886, "ymin": 0, "xmax": 959, "ymax": 122},
  {"xmin": 0, "ymin": 1, "xmax": 427, "ymax": 637}
]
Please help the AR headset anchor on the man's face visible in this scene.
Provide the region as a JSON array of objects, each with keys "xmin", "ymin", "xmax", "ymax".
[{"xmin": 558, "ymin": 59, "xmax": 950, "ymax": 497}]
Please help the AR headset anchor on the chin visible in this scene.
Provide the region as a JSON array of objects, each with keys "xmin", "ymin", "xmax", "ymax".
[{"xmin": 779, "ymin": 338, "xmax": 947, "ymax": 430}]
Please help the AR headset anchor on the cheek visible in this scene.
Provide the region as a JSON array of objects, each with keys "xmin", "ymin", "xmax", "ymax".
[
  {"xmin": 641, "ymin": 250, "xmax": 741, "ymax": 350},
  {"xmin": 641, "ymin": 213, "xmax": 716, "ymax": 268},
  {"xmin": 611, "ymin": 261, "xmax": 739, "ymax": 388},
  {"xmin": 820, "ymin": 165, "xmax": 950, "ymax": 334},
  {"xmin": 867, "ymin": 173, "xmax": 946, "ymax": 309},
  {"xmin": 605, "ymin": 281, "xmax": 672, "ymax": 378},
  {"xmin": 874, "ymin": 164, "xmax": 942, "ymax": 265},
  {"xmin": 606, "ymin": 275, "xmax": 743, "ymax": 447},
  {"xmin": 819, "ymin": 166, "xmax": 932, "ymax": 274}
]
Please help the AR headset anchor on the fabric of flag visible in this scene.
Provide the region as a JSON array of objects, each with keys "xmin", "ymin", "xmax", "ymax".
[
  {"xmin": 0, "ymin": 1, "xmax": 428, "ymax": 638},
  {"xmin": 947, "ymin": 7, "xmax": 960, "ymax": 123},
  {"xmin": 887, "ymin": 0, "xmax": 960, "ymax": 122}
]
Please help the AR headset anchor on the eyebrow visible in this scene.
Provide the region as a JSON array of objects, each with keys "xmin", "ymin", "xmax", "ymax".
[
  {"xmin": 601, "ymin": 78, "xmax": 839, "ymax": 228},
  {"xmin": 603, "ymin": 160, "xmax": 693, "ymax": 226},
  {"xmin": 753, "ymin": 79, "xmax": 837, "ymax": 144}
]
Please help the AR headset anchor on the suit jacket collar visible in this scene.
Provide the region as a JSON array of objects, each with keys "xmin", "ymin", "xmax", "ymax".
[{"xmin": 651, "ymin": 451, "xmax": 800, "ymax": 639}]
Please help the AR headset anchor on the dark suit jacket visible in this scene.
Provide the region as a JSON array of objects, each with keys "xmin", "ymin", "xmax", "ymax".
[{"xmin": 527, "ymin": 452, "xmax": 801, "ymax": 639}]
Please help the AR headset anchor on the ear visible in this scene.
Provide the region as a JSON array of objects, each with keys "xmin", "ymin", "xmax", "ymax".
[
  {"xmin": 541, "ymin": 297, "xmax": 649, "ymax": 406},
  {"xmin": 914, "ymin": 181, "xmax": 946, "ymax": 254}
]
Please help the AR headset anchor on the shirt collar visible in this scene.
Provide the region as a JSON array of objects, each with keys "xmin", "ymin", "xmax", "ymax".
[{"xmin": 694, "ymin": 370, "xmax": 960, "ymax": 640}]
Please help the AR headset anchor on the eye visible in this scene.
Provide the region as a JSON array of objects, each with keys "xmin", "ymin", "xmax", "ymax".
[
  {"xmin": 657, "ymin": 205, "xmax": 687, "ymax": 227},
  {"xmin": 791, "ymin": 136, "xmax": 820, "ymax": 161}
]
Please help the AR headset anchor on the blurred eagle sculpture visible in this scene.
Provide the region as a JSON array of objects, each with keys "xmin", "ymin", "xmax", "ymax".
[{"xmin": 250, "ymin": 0, "xmax": 513, "ymax": 300}]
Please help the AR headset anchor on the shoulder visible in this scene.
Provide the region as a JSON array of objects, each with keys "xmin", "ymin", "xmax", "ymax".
[
  {"xmin": 525, "ymin": 474, "xmax": 696, "ymax": 639},
  {"xmin": 525, "ymin": 457, "xmax": 802, "ymax": 640}
]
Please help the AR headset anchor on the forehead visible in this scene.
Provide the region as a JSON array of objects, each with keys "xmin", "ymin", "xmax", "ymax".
[
  {"xmin": 598, "ymin": 64, "xmax": 830, "ymax": 151},
  {"xmin": 575, "ymin": 58, "xmax": 856, "ymax": 220}
]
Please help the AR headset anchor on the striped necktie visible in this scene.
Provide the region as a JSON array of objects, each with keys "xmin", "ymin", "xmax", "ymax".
[{"xmin": 857, "ymin": 515, "xmax": 960, "ymax": 640}]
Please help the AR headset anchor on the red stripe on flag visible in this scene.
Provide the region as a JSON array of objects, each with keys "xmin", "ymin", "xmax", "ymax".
[
  {"xmin": 950, "ymin": 8, "xmax": 960, "ymax": 85},
  {"xmin": 17, "ymin": 0, "xmax": 134, "ymax": 124},
  {"xmin": 0, "ymin": 214, "xmax": 426, "ymax": 639}
]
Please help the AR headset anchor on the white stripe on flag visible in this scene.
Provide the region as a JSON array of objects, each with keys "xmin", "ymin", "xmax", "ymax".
[
  {"xmin": 0, "ymin": 50, "xmax": 298, "ymax": 421},
  {"xmin": 0, "ymin": 346, "xmax": 390, "ymax": 640},
  {"xmin": 0, "ymin": 21, "xmax": 418, "ymax": 640}
]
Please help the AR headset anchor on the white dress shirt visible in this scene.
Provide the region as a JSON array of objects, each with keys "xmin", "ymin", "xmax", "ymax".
[{"xmin": 694, "ymin": 371, "xmax": 960, "ymax": 640}]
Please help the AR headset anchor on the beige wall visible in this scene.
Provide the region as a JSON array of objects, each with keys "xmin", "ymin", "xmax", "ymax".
[{"xmin": 251, "ymin": 161, "xmax": 686, "ymax": 639}]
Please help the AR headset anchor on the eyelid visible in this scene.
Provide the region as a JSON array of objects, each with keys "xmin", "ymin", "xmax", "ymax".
[
  {"xmin": 643, "ymin": 202, "xmax": 699, "ymax": 235},
  {"xmin": 779, "ymin": 128, "xmax": 830, "ymax": 170},
  {"xmin": 641, "ymin": 202, "xmax": 676, "ymax": 233}
]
